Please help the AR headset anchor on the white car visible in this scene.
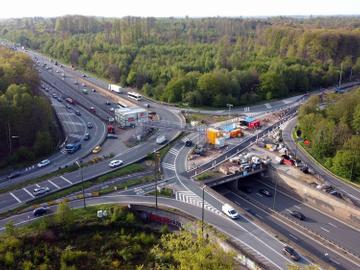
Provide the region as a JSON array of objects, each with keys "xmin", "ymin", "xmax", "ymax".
[
  {"xmin": 37, "ymin": 159, "xmax": 51, "ymax": 168},
  {"xmin": 109, "ymin": 160, "xmax": 123, "ymax": 168},
  {"xmin": 222, "ymin": 203, "xmax": 240, "ymax": 219},
  {"xmin": 33, "ymin": 187, "xmax": 50, "ymax": 196}
]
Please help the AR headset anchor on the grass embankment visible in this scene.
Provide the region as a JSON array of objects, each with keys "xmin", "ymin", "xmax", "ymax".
[
  {"xmin": 1, "ymin": 204, "xmax": 235, "ymax": 270},
  {"xmin": 291, "ymin": 131, "xmax": 360, "ymax": 189}
]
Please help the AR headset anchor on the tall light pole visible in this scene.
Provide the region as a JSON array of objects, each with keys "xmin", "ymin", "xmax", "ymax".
[
  {"xmin": 272, "ymin": 177, "xmax": 278, "ymax": 210},
  {"xmin": 226, "ymin": 103, "xmax": 233, "ymax": 120},
  {"xmin": 154, "ymin": 151, "xmax": 160, "ymax": 209},
  {"xmin": 201, "ymin": 185, "xmax": 206, "ymax": 237},
  {"xmin": 76, "ymin": 160, "xmax": 86, "ymax": 208}
]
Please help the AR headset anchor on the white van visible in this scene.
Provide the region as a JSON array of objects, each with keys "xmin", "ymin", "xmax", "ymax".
[
  {"xmin": 222, "ymin": 204, "xmax": 240, "ymax": 219},
  {"xmin": 156, "ymin": 135, "xmax": 167, "ymax": 145}
]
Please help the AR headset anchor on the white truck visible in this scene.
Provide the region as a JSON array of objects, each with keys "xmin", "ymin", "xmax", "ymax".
[{"xmin": 108, "ymin": 84, "xmax": 122, "ymax": 93}]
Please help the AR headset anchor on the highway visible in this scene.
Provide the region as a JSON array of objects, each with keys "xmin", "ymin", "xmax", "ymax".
[
  {"xmin": 283, "ymin": 117, "xmax": 360, "ymax": 206},
  {"xmin": 0, "ymin": 69, "xmax": 107, "ymax": 186},
  {"xmin": 1, "ymin": 45, "xmax": 360, "ymax": 269}
]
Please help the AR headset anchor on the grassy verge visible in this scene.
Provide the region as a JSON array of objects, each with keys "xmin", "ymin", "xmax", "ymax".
[
  {"xmin": 195, "ymin": 171, "xmax": 220, "ymax": 181},
  {"xmin": 98, "ymin": 175, "xmax": 154, "ymax": 195},
  {"xmin": 148, "ymin": 187, "xmax": 174, "ymax": 198}
]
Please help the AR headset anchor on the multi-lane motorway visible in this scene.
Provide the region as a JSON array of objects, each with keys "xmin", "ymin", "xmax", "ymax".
[{"xmin": 1, "ymin": 45, "xmax": 360, "ymax": 269}]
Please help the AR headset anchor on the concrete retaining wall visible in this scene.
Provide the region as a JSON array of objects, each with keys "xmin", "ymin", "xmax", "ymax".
[{"xmin": 267, "ymin": 166, "xmax": 360, "ymax": 229}]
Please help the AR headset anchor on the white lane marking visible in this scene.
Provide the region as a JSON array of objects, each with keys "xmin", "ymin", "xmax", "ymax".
[
  {"xmin": 48, "ymin": 179, "xmax": 60, "ymax": 189},
  {"xmin": 256, "ymin": 193, "xmax": 263, "ymax": 198},
  {"xmin": 265, "ymin": 103, "xmax": 272, "ymax": 109},
  {"xmin": 60, "ymin": 176, "xmax": 72, "ymax": 185},
  {"xmin": 23, "ymin": 188, "xmax": 35, "ymax": 198},
  {"xmin": 286, "ymin": 209, "xmax": 292, "ymax": 213},
  {"xmin": 328, "ymin": 222, "xmax": 338, "ymax": 228},
  {"xmin": 331, "ymin": 259, "xmax": 341, "ymax": 265},
  {"xmin": 9, "ymin": 192, "xmax": 21, "ymax": 203},
  {"xmin": 255, "ymin": 214, "xmax": 263, "ymax": 220},
  {"xmin": 320, "ymin": 226, "xmax": 330, "ymax": 233},
  {"xmin": 161, "ymin": 163, "xmax": 175, "ymax": 171},
  {"xmin": 289, "ymin": 234, "xmax": 298, "ymax": 240},
  {"xmin": 36, "ymin": 184, "xmax": 40, "ymax": 187},
  {"xmin": 294, "ymin": 205, "xmax": 301, "ymax": 210}
]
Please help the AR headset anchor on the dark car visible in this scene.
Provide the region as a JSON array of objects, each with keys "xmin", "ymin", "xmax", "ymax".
[
  {"xmin": 259, "ymin": 188, "xmax": 272, "ymax": 197},
  {"xmin": 7, "ymin": 171, "xmax": 22, "ymax": 179},
  {"xmin": 240, "ymin": 186, "xmax": 253, "ymax": 194},
  {"xmin": 83, "ymin": 133, "xmax": 90, "ymax": 141},
  {"xmin": 185, "ymin": 139, "xmax": 193, "ymax": 147},
  {"xmin": 105, "ymin": 101, "xmax": 111, "ymax": 105},
  {"xmin": 33, "ymin": 207, "xmax": 48, "ymax": 217},
  {"xmin": 87, "ymin": 122, "xmax": 93, "ymax": 129},
  {"xmin": 75, "ymin": 110, "xmax": 81, "ymax": 116},
  {"xmin": 282, "ymin": 246, "xmax": 300, "ymax": 261},
  {"xmin": 289, "ymin": 210, "xmax": 305, "ymax": 220}
]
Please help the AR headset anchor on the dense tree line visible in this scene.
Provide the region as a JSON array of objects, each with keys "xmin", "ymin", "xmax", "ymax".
[
  {"xmin": 298, "ymin": 89, "xmax": 360, "ymax": 183},
  {"xmin": 0, "ymin": 47, "xmax": 58, "ymax": 168},
  {"xmin": 1, "ymin": 16, "xmax": 360, "ymax": 107},
  {"xmin": 0, "ymin": 204, "xmax": 234, "ymax": 269}
]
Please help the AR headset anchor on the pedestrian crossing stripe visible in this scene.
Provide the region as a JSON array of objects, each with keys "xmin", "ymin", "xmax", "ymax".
[
  {"xmin": 161, "ymin": 162, "xmax": 175, "ymax": 171},
  {"xmin": 175, "ymin": 190, "xmax": 222, "ymax": 215},
  {"xmin": 169, "ymin": 148, "xmax": 179, "ymax": 155}
]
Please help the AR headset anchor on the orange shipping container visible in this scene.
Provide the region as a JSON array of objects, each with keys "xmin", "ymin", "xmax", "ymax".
[{"xmin": 207, "ymin": 128, "xmax": 221, "ymax": 144}]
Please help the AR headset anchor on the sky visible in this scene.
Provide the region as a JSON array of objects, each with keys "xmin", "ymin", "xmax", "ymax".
[{"xmin": 0, "ymin": 0, "xmax": 359, "ymax": 18}]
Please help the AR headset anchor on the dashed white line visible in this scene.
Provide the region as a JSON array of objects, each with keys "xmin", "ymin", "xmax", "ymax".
[
  {"xmin": 320, "ymin": 226, "xmax": 330, "ymax": 233},
  {"xmin": 23, "ymin": 188, "xmax": 35, "ymax": 198},
  {"xmin": 289, "ymin": 234, "xmax": 298, "ymax": 240},
  {"xmin": 294, "ymin": 205, "xmax": 301, "ymax": 210},
  {"xmin": 331, "ymin": 259, "xmax": 341, "ymax": 265},
  {"xmin": 255, "ymin": 214, "xmax": 263, "ymax": 220},
  {"xmin": 328, "ymin": 222, "xmax": 338, "ymax": 228},
  {"xmin": 9, "ymin": 192, "xmax": 21, "ymax": 203},
  {"xmin": 48, "ymin": 179, "xmax": 60, "ymax": 189},
  {"xmin": 256, "ymin": 193, "xmax": 263, "ymax": 198},
  {"xmin": 36, "ymin": 184, "xmax": 40, "ymax": 188},
  {"xmin": 60, "ymin": 176, "xmax": 72, "ymax": 185}
]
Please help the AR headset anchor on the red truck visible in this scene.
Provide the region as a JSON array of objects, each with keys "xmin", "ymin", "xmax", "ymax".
[{"xmin": 107, "ymin": 125, "xmax": 115, "ymax": 134}]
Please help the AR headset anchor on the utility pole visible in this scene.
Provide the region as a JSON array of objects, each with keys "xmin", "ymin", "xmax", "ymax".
[
  {"xmin": 76, "ymin": 160, "xmax": 86, "ymax": 208},
  {"xmin": 8, "ymin": 122, "xmax": 12, "ymax": 155},
  {"xmin": 154, "ymin": 151, "xmax": 160, "ymax": 209}
]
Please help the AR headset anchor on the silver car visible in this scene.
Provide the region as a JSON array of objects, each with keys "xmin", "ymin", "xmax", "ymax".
[{"xmin": 33, "ymin": 187, "xmax": 50, "ymax": 196}]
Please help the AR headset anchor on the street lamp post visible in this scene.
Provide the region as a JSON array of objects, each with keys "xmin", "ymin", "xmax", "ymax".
[
  {"xmin": 154, "ymin": 151, "xmax": 160, "ymax": 209},
  {"xmin": 272, "ymin": 176, "xmax": 278, "ymax": 210},
  {"xmin": 201, "ymin": 185, "xmax": 205, "ymax": 237},
  {"xmin": 76, "ymin": 160, "xmax": 86, "ymax": 208},
  {"xmin": 226, "ymin": 103, "xmax": 233, "ymax": 120}
]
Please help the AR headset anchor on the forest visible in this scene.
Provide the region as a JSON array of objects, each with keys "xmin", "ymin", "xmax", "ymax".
[
  {"xmin": 298, "ymin": 89, "xmax": 360, "ymax": 183},
  {"xmin": 0, "ymin": 46, "xmax": 58, "ymax": 168},
  {"xmin": 1, "ymin": 16, "xmax": 360, "ymax": 107}
]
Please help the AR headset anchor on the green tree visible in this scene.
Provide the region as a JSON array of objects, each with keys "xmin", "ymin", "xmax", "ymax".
[
  {"xmin": 260, "ymin": 71, "xmax": 288, "ymax": 99},
  {"xmin": 55, "ymin": 201, "xmax": 75, "ymax": 229}
]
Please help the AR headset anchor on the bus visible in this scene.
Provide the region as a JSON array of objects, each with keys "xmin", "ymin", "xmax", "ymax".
[{"xmin": 127, "ymin": 91, "xmax": 142, "ymax": 101}]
